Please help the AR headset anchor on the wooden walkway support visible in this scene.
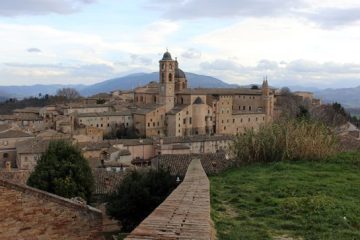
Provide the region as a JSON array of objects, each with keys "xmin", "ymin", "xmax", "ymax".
[{"xmin": 126, "ymin": 158, "xmax": 214, "ymax": 240}]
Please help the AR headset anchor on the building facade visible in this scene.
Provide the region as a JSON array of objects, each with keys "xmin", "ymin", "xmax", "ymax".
[{"xmin": 132, "ymin": 51, "xmax": 275, "ymax": 137}]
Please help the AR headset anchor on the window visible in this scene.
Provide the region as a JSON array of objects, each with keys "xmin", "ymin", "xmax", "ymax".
[
  {"xmin": 183, "ymin": 118, "xmax": 186, "ymax": 124},
  {"xmin": 248, "ymin": 118, "xmax": 251, "ymax": 122},
  {"xmin": 224, "ymin": 126, "xmax": 226, "ymax": 130},
  {"xmin": 148, "ymin": 123, "xmax": 150, "ymax": 127},
  {"xmin": 249, "ymin": 106, "xmax": 252, "ymax": 111},
  {"xmin": 153, "ymin": 122, "xmax": 155, "ymax": 127},
  {"xmin": 243, "ymin": 106, "xmax": 246, "ymax": 111},
  {"xmin": 233, "ymin": 119, "xmax": 235, "ymax": 123},
  {"xmin": 169, "ymin": 73, "xmax": 172, "ymax": 82},
  {"xmin": 3, "ymin": 153, "xmax": 9, "ymax": 158},
  {"xmin": 189, "ymin": 117, "xmax": 192, "ymax": 124},
  {"xmin": 256, "ymin": 117, "xmax": 258, "ymax": 121}
]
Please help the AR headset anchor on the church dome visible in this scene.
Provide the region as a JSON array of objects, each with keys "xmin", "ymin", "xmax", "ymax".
[
  {"xmin": 175, "ymin": 68, "xmax": 186, "ymax": 79},
  {"xmin": 162, "ymin": 51, "xmax": 172, "ymax": 61},
  {"xmin": 193, "ymin": 97, "xmax": 204, "ymax": 104}
]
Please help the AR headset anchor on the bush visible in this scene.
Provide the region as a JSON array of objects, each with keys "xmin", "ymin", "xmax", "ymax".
[
  {"xmin": 27, "ymin": 140, "xmax": 94, "ymax": 202},
  {"xmin": 106, "ymin": 168, "xmax": 177, "ymax": 232},
  {"xmin": 231, "ymin": 120, "xmax": 337, "ymax": 164}
]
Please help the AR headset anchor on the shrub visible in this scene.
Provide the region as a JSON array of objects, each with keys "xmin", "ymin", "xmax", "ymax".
[
  {"xmin": 27, "ymin": 140, "xmax": 94, "ymax": 202},
  {"xmin": 231, "ymin": 120, "xmax": 337, "ymax": 164},
  {"xmin": 106, "ymin": 168, "xmax": 177, "ymax": 232}
]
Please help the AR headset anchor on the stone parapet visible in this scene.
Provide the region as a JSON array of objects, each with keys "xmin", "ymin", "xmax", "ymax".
[
  {"xmin": 126, "ymin": 158, "xmax": 214, "ymax": 239},
  {"xmin": 0, "ymin": 179, "xmax": 103, "ymax": 240}
]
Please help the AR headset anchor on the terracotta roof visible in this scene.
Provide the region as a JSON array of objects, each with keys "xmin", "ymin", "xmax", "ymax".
[
  {"xmin": 16, "ymin": 138, "xmax": 50, "ymax": 154},
  {"xmin": 77, "ymin": 110, "xmax": 132, "ymax": 118},
  {"xmin": 167, "ymin": 105, "xmax": 189, "ymax": 115},
  {"xmin": 178, "ymin": 88, "xmax": 263, "ymax": 95},
  {"xmin": 0, "ymin": 124, "xmax": 12, "ymax": 133},
  {"xmin": 93, "ymin": 168, "xmax": 126, "ymax": 195},
  {"xmin": 78, "ymin": 139, "xmax": 154, "ymax": 151},
  {"xmin": 0, "ymin": 130, "xmax": 33, "ymax": 139},
  {"xmin": 160, "ymin": 134, "xmax": 234, "ymax": 144},
  {"xmin": 132, "ymin": 104, "xmax": 164, "ymax": 115},
  {"xmin": 0, "ymin": 114, "xmax": 42, "ymax": 121},
  {"xmin": 61, "ymin": 103, "xmax": 114, "ymax": 109},
  {"xmin": 152, "ymin": 152, "xmax": 234, "ymax": 176}
]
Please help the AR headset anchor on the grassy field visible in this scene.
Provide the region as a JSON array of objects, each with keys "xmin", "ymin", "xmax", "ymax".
[{"xmin": 211, "ymin": 152, "xmax": 360, "ymax": 240}]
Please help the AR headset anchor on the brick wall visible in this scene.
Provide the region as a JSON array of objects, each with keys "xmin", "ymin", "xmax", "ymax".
[
  {"xmin": 0, "ymin": 179, "xmax": 103, "ymax": 240},
  {"xmin": 0, "ymin": 169, "xmax": 31, "ymax": 184},
  {"xmin": 126, "ymin": 158, "xmax": 215, "ymax": 239}
]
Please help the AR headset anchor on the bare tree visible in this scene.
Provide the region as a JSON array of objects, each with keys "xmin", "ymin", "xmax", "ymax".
[{"xmin": 56, "ymin": 88, "xmax": 81, "ymax": 100}]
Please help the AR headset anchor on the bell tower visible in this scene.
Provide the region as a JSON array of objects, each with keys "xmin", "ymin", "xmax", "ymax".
[
  {"xmin": 159, "ymin": 50, "xmax": 176, "ymax": 112},
  {"xmin": 262, "ymin": 77, "xmax": 272, "ymax": 122}
]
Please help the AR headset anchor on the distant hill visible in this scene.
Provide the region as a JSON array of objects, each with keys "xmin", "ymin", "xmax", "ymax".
[
  {"xmin": 1, "ymin": 73, "xmax": 359, "ymax": 109},
  {"xmin": 0, "ymin": 84, "xmax": 85, "ymax": 99},
  {"xmin": 0, "ymin": 96, "xmax": 8, "ymax": 103},
  {"xmin": 315, "ymin": 86, "xmax": 360, "ymax": 108},
  {"xmin": 79, "ymin": 72, "xmax": 238, "ymax": 96},
  {"xmin": 0, "ymin": 72, "xmax": 238, "ymax": 98}
]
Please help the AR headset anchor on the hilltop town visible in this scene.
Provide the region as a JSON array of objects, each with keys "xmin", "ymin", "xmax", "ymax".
[
  {"xmin": 2, "ymin": 51, "xmax": 359, "ymax": 240},
  {"xmin": 0, "ymin": 51, "xmax": 323, "ymax": 172}
]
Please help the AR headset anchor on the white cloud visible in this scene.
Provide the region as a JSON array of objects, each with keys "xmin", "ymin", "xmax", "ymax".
[
  {"xmin": 199, "ymin": 58, "xmax": 360, "ymax": 88},
  {"xmin": 0, "ymin": 0, "xmax": 96, "ymax": 16},
  {"xmin": 182, "ymin": 48, "xmax": 202, "ymax": 59}
]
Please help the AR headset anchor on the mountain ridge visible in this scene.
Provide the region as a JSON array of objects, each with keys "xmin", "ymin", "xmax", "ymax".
[{"xmin": 0, "ymin": 72, "xmax": 359, "ymax": 108}]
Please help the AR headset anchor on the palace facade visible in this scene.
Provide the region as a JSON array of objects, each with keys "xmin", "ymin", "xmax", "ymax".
[{"xmin": 132, "ymin": 51, "xmax": 275, "ymax": 137}]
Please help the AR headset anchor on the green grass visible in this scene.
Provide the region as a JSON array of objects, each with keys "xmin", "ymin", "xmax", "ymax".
[{"xmin": 211, "ymin": 152, "xmax": 360, "ymax": 240}]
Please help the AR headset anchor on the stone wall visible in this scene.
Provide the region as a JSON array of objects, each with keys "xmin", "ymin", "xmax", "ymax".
[
  {"xmin": 126, "ymin": 158, "xmax": 214, "ymax": 240},
  {"xmin": 0, "ymin": 169, "xmax": 31, "ymax": 184},
  {"xmin": 0, "ymin": 179, "xmax": 103, "ymax": 240}
]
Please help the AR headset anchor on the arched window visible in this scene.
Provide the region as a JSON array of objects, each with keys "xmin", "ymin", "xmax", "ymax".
[
  {"xmin": 181, "ymin": 97, "xmax": 184, "ymax": 104},
  {"xmin": 161, "ymin": 73, "xmax": 165, "ymax": 83},
  {"xmin": 169, "ymin": 73, "xmax": 172, "ymax": 82},
  {"xmin": 153, "ymin": 96, "xmax": 157, "ymax": 103},
  {"xmin": 170, "ymin": 64, "xmax": 172, "ymax": 70}
]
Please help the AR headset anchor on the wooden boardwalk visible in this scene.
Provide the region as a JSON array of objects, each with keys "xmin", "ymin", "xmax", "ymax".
[{"xmin": 126, "ymin": 158, "xmax": 213, "ymax": 240}]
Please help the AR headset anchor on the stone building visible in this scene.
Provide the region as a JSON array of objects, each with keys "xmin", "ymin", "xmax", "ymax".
[
  {"xmin": 0, "ymin": 126, "xmax": 34, "ymax": 169},
  {"xmin": 76, "ymin": 110, "xmax": 133, "ymax": 134},
  {"xmin": 131, "ymin": 51, "xmax": 275, "ymax": 138}
]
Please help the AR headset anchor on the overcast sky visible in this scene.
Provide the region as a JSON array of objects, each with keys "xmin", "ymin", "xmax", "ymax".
[{"xmin": 0, "ymin": 0, "xmax": 360, "ymax": 88}]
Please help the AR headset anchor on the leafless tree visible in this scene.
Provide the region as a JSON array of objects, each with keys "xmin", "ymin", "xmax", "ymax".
[{"xmin": 56, "ymin": 88, "xmax": 81, "ymax": 100}]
